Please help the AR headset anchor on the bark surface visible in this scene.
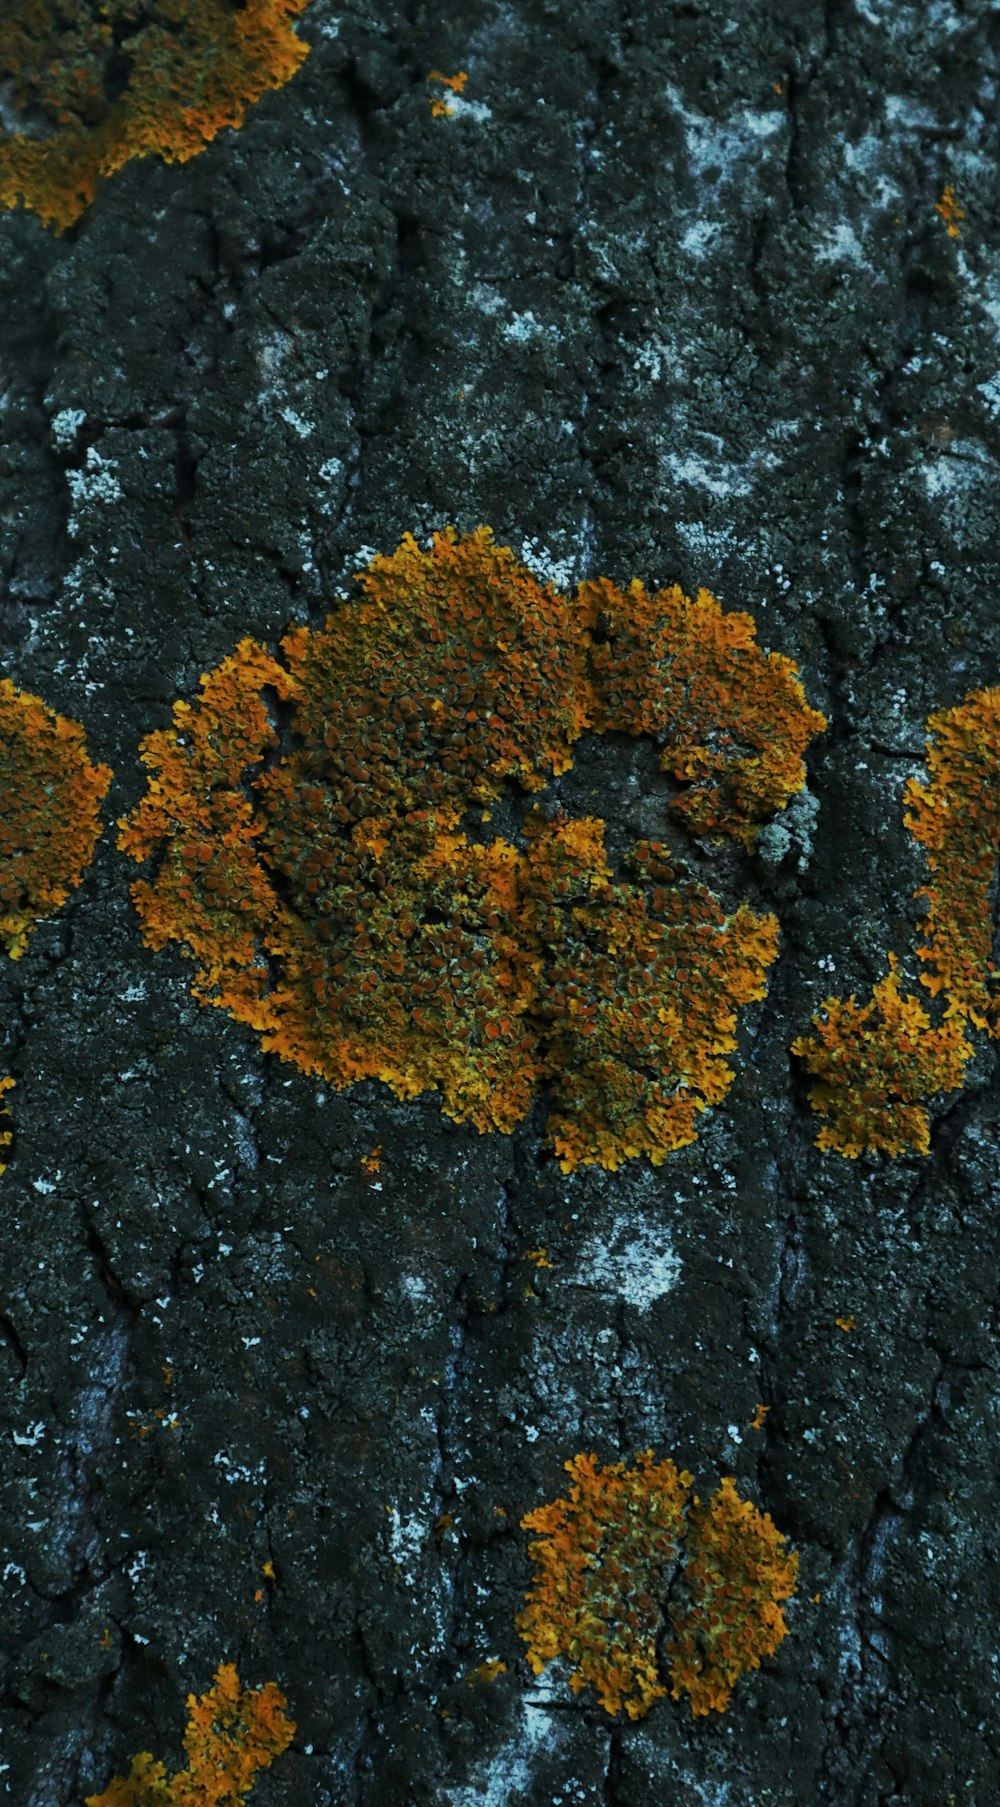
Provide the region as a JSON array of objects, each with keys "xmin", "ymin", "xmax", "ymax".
[{"xmin": 1, "ymin": 2, "xmax": 999, "ymax": 1803}]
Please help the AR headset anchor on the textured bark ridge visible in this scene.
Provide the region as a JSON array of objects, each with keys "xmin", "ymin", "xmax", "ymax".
[{"xmin": 1, "ymin": 2, "xmax": 1000, "ymax": 1803}]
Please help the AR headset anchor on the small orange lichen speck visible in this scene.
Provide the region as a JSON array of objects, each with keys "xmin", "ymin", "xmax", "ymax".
[
  {"xmin": 85, "ymin": 1663, "xmax": 294, "ymax": 1805},
  {"xmin": 428, "ymin": 69, "xmax": 469, "ymax": 92},
  {"xmin": 0, "ymin": 0, "xmax": 312, "ymax": 232},
  {"xmin": 0, "ymin": 680, "xmax": 111, "ymax": 959},
  {"xmin": 935, "ymin": 184, "xmax": 964, "ymax": 237},
  {"xmin": 518, "ymin": 1453, "xmax": 797, "ymax": 1720},
  {"xmin": 119, "ymin": 527, "xmax": 825, "ymax": 1170},
  {"xmin": 0, "ymin": 1076, "xmax": 13, "ymax": 1176},
  {"xmin": 463, "ymin": 1658, "xmax": 507, "ymax": 1686},
  {"xmin": 523, "ymin": 1248, "xmax": 553, "ymax": 1269},
  {"xmin": 428, "ymin": 68, "xmax": 468, "ymax": 115}
]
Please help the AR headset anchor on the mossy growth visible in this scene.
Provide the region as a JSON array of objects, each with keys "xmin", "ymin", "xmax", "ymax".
[
  {"xmin": 517, "ymin": 1451, "xmax": 798, "ymax": 1720},
  {"xmin": 0, "ymin": 679, "xmax": 112, "ymax": 958},
  {"xmin": 119, "ymin": 526, "xmax": 825, "ymax": 1170},
  {"xmin": 85, "ymin": 1662, "xmax": 295, "ymax": 1806},
  {"xmin": 0, "ymin": 0, "xmax": 311, "ymax": 232},
  {"xmin": 794, "ymin": 686, "xmax": 999, "ymax": 1157}
]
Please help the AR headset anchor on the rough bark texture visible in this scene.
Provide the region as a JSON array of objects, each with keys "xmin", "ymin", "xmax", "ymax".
[{"xmin": 2, "ymin": 1, "xmax": 1000, "ymax": 1802}]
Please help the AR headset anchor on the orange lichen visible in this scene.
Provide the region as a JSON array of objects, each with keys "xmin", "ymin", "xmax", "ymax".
[
  {"xmin": 523, "ymin": 1248, "xmax": 553, "ymax": 1269},
  {"xmin": 791, "ymin": 956, "xmax": 971, "ymax": 1158},
  {"xmin": 517, "ymin": 1451, "xmax": 692, "ymax": 1720},
  {"xmin": 85, "ymin": 1663, "xmax": 294, "ymax": 1806},
  {"xmin": 664, "ymin": 1477, "xmax": 799, "ymax": 1717},
  {"xmin": 904, "ymin": 687, "xmax": 1000, "ymax": 1033},
  {"xmin": 579, "ymin": 576, "xmax": 826, "ymax": 849},
  {"xmin": 428, "ymin": 68, "xmax": 468, "ymax": 116},
  {"xmin": 0, "ymin": 0, "xmax": 311, "ymax": 233},
  {"xmin": 0, "ymin": 680, "xmax": 112, "ymax": 958},
  {"xmin": 428, "ymin": 70, "xmax": 469, "ymax": 92},
  {"xmin": 523, "ymin": 815, "xmax": 779, "ymax": 1169},
  {"xmin": 935, "ymin": 184, "xmax": 964, "ymax": 237},
  {"xmin": 119, "ymin": 527, "xmax": 824, "ymax": 1169},
  {"xmin": 517, "ymin": 1453, "xmax": 797, "ymax": 1720},
  {"xmin": 0, "ymin": 1076, "xmax": 12, "ymax": 1176},
  {"xmin": 463, "ymin": 1658, "xmax": 507, "ymax": 1686},
  {"xmin": 794, "ymin": 687, "xmax": 1000, "ymax": 1157}
]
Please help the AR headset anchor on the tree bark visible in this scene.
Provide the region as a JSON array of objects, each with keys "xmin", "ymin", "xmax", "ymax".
[{"xmin": 1, "ymin": 1, "xmax": 999, "ymax": 1802}]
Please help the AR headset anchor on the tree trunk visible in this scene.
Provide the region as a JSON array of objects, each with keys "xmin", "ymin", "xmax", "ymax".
[{"xmin": 1, "ymin": 1, "xmax": 999, "ymax": 1802}]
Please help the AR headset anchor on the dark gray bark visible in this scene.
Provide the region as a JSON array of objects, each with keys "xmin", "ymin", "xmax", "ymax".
[{"xmin": 1, "ymin": 1, "xmax": 999, "ymax": 1802}]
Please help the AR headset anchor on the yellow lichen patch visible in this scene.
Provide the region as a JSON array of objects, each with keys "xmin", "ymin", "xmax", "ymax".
[
  {"xmin": 84, "ymin": 1662, "xmax": 295, "ymax": 1805},
  {"xmin": 523, "ymin": 816, "xmax": 779, "ymax": 1169},
  {"xmin": 935, "ymin": 184, "xmax": 964, "ymax": 237},
  {"xmin": 518, "ymin": 1454, "xmax": 798, "ymax": 1720},
  {"xmin": 0, "ymin": 1076, "xmax": 12, "ymax": 1176},
  {"xmin": 664, "ymin": 1477, "xmax": 799, "ymax": 1718},
  {"xmin": 463, "ymin": 1658, "xmax": 507, "ymax": 1686},
  {"xmin": 517, "ymin": 1451, "xmax": 692, "ymax": 1720},
  {"xmin": 119, "ymin": 528, "xmax": 824, "ymax": 1168},
  {"xmin": 904, "ymin": 686, "xmax": 1000, "ymax": 1034},
  {"xmin": 791, "ymin": 956, "xmax": 971, "ymax": 1158},
  {"xmin": 579, "ymin": 577, "xmax": 827, "ymax": 848},
  {"xmin": 0, "ymin": 680, "xmax": 112, "ymax": 958},
  {"xmin": 0, "ymin": 0, "xmax": 311, "ymax": 233}
]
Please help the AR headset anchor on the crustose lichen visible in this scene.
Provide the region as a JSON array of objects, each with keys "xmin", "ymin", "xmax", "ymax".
[
  {"xmin": 793, "ymin": 686, "xmax": 999, "ymax": 1157},
  {"xmin": 0, "ymin": 0, "xmax": 311, "ymax": 232},
  {"xmin": 85, "ymin": 1662, "xmax": 295, "ymax": 1806},
  {"xmin": 119, "ymin": 526, "xmax": 825, "ymax": 1170}
]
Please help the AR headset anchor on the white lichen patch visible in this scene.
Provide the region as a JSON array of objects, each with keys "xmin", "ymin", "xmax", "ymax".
[
  {"xmin": 519, "ymin": 537, "xmax": 579, "ymax": 591},
  {"xmin": 666, "ymin": 86, "xmax": 784, "ymax": 193},
  {"xmin": 815, "ymin": 222, "xmax": 869, "ymax": 268},
  {"xmin": 445, "ymin": 1696, "xmax": 569, "ymax": 1807},
  {"xmin": 921, "ymin": 439, "xmax": 994, "ymax": 519},
  {"xmin": 502, "ymin": 309, "xmax": 561, "ymax": 344},
  {"xmin": 440, "ymin": 93, "xmax": 492, "ymax": 124},
  {"xmin": 663, "ymin": 449, "xmax": 754, "ymax": 499},
  {"xmin": 50, "ymin": 407, "xmax": 87, "ymax": 451},
  {"xmin": 67, "ymin": 446, "xmax": 122, "ymax": 534},
  {"xmin": 254, "ymin": 328, "xmax": 296, "ymax": 401},
  {"xmin": 568, "ymin": 1214, "xmax": 681, "ymax": 1311},
  {"xmin": 279, "ymin": 406, "xmax": 315, "ymax": 439},
  {"xmin": 384, "ymin": 1505, "xmax": 428, "ymax": 1585}
]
